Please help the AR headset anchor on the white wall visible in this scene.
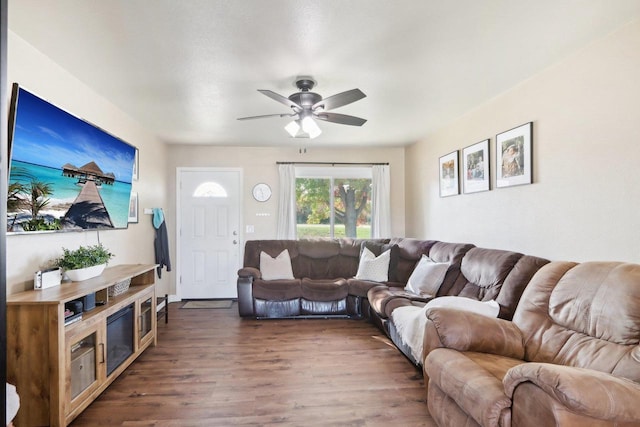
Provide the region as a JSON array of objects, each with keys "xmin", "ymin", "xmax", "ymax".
[
  {"xmin": 6, "ymin": 32, "xmax": 169, "ymax": 295},
  {"xmin": 164, "ymin": 145, "xmax": 405, "ymax": 295},
  {"xmin": 405, "ymin": 20, "xmax": 640, "ymax": 263}
]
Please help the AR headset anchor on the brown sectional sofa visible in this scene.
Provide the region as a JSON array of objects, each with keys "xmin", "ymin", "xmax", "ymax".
[
  {"xmin": 237, "ymin": 237, "xmax": 548, "ymax": 327},
  {"xmin": 236, "ymin": 238, "xmax": 640, "ymax": 426}
]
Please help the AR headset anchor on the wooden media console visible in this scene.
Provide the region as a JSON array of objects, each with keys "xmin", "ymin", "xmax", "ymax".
[{"xmin": 7, "ymin": 264, "xmax": 158, "ymax": 426}]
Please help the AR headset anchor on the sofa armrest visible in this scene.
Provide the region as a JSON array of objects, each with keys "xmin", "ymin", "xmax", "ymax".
[
  {"xmin": 504, "ymin": 363, "xmax": 640, "ymax": 423},
  {"xmin": 237, "ymin": 276, "xmax": 255, "ymax": 317},
  {"xmin": 238, "ymin": 266, "xmax": 261, "ymax": 280},
  {"xmin": 424, "ymin": 308, "xmax": 525, "ymax": 359}
]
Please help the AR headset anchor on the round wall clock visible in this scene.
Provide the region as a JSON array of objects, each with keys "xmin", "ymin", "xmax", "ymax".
[{"xmin": 252, "ymin": 183, "xmax": 272, "ymax": 202}]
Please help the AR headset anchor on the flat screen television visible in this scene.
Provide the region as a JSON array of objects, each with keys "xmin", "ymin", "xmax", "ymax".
[{"xmin": 7, "ymin": 83, "xmax": 137, "ymax": 233}]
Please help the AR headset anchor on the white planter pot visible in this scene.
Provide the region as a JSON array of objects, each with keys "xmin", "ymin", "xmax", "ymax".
[{"xmin": 65, "ymin": 264, "xmax": 106, "ymax": 282}]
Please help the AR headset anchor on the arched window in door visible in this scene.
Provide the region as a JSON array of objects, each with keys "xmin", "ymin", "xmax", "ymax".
[{"xmin": 193, "ymin": 181, "xmax": 228, "ymax": 198}]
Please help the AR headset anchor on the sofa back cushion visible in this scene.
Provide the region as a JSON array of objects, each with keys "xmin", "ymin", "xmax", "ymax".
[
  {"xmin": 244, "ymin": 240, "xmax": 300, "ymax": 269},
  {"xmin": 295, "ymin": 239, "xmax": 343, "ymax": 279},
  {"xmin": 438, "ymin": 247, "xmax": 521, "ymax": 300},
  {"xmin": 438, "ymin": 247, "xmax": 549, "ymax": 320},
  {"xmin": 514, "ymin": 261, "xmax": 640, "ymax": 382},
  {"xmin": 495, "ymin": 254, "xmax": 550, "ymax": 320},
  {"xmin": 388, "ymin": 238, "xmax": 439, "ymax": 283},
  {"xmin": 243, "ymin": 239, "xmax": 390, "ymax": 280},
  {"xmin": 428, "ymin": 241, "xmax": 475, "ymax": 295}
]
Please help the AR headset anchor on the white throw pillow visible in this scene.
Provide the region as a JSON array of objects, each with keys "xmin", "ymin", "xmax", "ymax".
[
  {"xmin": 260, "ymin": 249, "xmax": 295, "ymax": 280},
  {"xmin": 405, "ymin": 255, "xmax": 449, "ymax": 296},
  {"xmin": 424, "ymin": 296, "xmax": 500, "ymax": 318},
  {"xmin": 355, "ymin": 247, "xmax": 390, "ymax": 282}
]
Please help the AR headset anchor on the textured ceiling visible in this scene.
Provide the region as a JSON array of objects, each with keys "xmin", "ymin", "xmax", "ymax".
[{"xmin": 8, "ymin": 1, "xmax": 640, "ymax": 147}]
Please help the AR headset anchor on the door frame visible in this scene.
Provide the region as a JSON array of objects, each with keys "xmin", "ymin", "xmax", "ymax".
[{"xmin": 175, "ymin": 167, "xmax": 243, "ymax": 300}]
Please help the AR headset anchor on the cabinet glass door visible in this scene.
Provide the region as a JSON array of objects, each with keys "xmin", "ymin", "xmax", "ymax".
[
  {"xmin": 140, "ymin": 296, "xmax": 153, "ymax": 342},
  {"xmin": 66, "ymin": 319, "xmax": 105, "ymax": 417},
  {"xmin": 70, "ymin": 334, "xmax": 96, "ymax": 399}
]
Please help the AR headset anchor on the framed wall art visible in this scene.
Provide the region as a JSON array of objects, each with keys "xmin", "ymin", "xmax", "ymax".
[
  {"xmin": 439, "ymin": 150, "xmax": 460, "ymax": 197},
  {"xmin": 496, "ymin": 122, "xmax": 532, "ymax": 188},
  {"xmin": 462, "ymin": 139, "xmax": 490, "ymax": 194}
]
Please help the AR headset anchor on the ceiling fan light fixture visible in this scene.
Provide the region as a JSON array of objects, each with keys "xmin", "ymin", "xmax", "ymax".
[
  {"xmin": 301, "ymin": 116, "xmax": 322, "ymax": 139},
  {"xmin": 284, "ymin": 120, "xmax": 301, "ymax": 137}
]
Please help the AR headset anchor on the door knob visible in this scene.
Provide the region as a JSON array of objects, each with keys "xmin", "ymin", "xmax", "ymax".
[
  {"xmin": 233, "ymin": 231, "xmax": 238, "ymax": 235},
  {"xmin": 233, "ymin": 240, "xmax": 238, "ymax": 244}
]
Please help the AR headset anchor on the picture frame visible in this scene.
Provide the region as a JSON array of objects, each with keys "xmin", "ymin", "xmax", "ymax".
[
  {"xmin": 496, "ymin": 122, "xmax": 533, "ymax": 188},
  {"xmin": 132, "ymin": 148, "xmax": 139, "ymax": 181},
  {"xmin": 439, "ymin": 150, "xmax": 460, "ymax": 197},
  {"xmin": 462, "ymin": 139, "xmax": 490, "ymax": 194},
  {"xmin": 128, "ymin": 192, "xmax": 138, "ymax": 223}
]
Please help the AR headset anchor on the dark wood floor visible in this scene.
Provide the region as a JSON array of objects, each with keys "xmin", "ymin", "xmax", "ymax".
[{"xmin": 71, "ymin": 302, "xmax": 436, "ymax": 426}]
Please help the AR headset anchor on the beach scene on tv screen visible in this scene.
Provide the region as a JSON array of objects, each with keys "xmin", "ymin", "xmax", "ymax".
[{"xmin": 7, "ymin": 87, "xmax": 136, "ymax": 233}]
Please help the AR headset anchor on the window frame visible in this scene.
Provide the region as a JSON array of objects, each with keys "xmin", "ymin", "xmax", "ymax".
[{"xmin": 295, "ymin": 166, "xmax": 373, "ymax": 239}]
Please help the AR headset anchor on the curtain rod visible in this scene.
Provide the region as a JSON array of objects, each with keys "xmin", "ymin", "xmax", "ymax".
[{"xmin": 276, "ymin": 161, "xmax": 389, "ymax": 166}]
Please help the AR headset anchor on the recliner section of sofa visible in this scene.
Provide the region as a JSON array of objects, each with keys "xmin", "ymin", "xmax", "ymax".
[
  {"xmin": 367, "ymin": 240, "xmax": 474, "ymax": 333},
  {"xmin": 238, "ymin": 238, "xmax": 390, "ymax": 318},
  {"xmin": 422, "ymin": 261, "xmax": 640, "ymax": 427},
  {"xmin": 371, "ymin": 245, "xmax": 549, "ymax": 365}
]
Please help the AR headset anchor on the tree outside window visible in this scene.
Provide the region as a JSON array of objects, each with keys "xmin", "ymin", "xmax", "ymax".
[{"xmin": 296, "ymin": 176, "xmax": 371, "ymax": 238}]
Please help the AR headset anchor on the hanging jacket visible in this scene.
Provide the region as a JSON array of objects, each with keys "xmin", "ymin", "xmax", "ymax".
[{"xmin": 153, "ymin": 208, "xmax": 171, "ymax": 278}]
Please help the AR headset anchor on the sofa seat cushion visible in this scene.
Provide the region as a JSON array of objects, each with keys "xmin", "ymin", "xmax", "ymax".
[
  {"xmin": 347, "ymin": 278, "xmax": 400, "ymax": 297},
  {"xmin": 384, "ymin": 298, "xmax": 426, "ymax": 319},
  {"xmin": 368, "ymin": 285, "xmax": 405, "ymax": 318},
  {"xmin": 301, "ymin": 278, "xmax": 349, "ymax": 301},
  {"xmin": 368, "ymin": 286, "xmax": 432, "ymax": 318},
  {"xmin": 426, "ymin": 348, "xmax": 525, "ymax": 427},
  {"xmin": 253, "ymin": 279, "xmax": 302, "ymax": 300}
]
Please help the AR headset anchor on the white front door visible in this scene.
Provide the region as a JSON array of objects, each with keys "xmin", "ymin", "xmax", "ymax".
[{"xmin": 177, "ymin": 168, "xmax": 241, "ymax": 299}]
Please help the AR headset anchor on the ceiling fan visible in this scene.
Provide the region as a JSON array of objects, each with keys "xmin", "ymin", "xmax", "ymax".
[{"xmin": 237, "ymin": 77, "xmax": 367, "ymax": 139}]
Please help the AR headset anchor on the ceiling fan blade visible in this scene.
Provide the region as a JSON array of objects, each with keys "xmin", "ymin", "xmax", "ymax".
[
  {"xmin": 312, "ymin": 88, "xmax": 366, "ymax": 111},
  {"xmin": 237, "ymin": 113, "xmax": 297, "ymax": 121},
  {"xmin": 258, "ymin": 89, "xmax": 302, "ymax": 111},
  {"xmin": 315, "ymin": 112, "xmax": 367, "ymax": 126}
]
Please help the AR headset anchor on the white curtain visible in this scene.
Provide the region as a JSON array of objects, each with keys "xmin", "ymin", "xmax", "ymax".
[
  {"xmin": 371, "ymin": 164, "xmax": 391, "ymax": 238},
  {"xmin": 276, "ymin": 163, "xmax": 297, "ymax": 239}
]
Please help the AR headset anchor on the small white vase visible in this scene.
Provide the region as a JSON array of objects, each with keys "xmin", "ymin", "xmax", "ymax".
[{"xmin": 65, "ymin": 263, "xmax": 106, "ymax": 282}]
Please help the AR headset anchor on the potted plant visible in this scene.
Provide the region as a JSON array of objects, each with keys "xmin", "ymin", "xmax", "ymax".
[{"xmin": 56, "ymin": 243, "xmax": 113, "ymax": 281}]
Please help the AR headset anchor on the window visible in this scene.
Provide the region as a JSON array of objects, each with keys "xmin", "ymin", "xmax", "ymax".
[
  {"xmin": 295, "ymin": 167, "xmax": 372, "ymax": 239},
  {"xmin": 192, "ymin": 181, "xmax": 227, "ymax": 198}
]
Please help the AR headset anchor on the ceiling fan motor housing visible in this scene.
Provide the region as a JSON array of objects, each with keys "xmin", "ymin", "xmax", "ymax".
[{"xmin": 289, "ymin": 91, "xmax": 322, "ymax": 109}]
